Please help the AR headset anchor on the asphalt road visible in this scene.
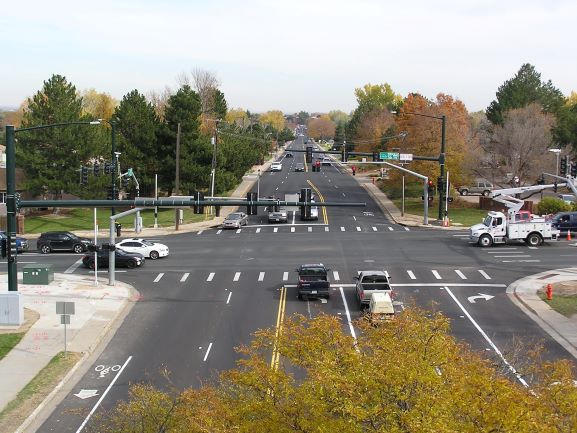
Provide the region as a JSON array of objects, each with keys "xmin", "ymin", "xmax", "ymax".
[{"xmin": 13, "ymin": 135, "xmax": 575, "ymax": 432}]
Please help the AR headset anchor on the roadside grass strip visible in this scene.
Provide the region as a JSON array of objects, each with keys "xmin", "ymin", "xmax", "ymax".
[{"xmin": 0, "ymin": 333, "xmax": 25, "ymax": 361}]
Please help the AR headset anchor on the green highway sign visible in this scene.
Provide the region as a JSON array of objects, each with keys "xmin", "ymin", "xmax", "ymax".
[{"xmin": 379, "ymin": 152, "xmax": 400, "ymax": 160}]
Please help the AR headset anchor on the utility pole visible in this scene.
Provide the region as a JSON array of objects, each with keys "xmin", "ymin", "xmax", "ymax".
[
  {"xmin": 438, "ymin": 115, "xmax": 446, "ymax": 222},
  {"xmin": 175, "ymin": 123, "xmax": 181, "ymax": 231},
  {"xmin": 210, "ymin": 127, "xmax": 218, "ymax": 207}
]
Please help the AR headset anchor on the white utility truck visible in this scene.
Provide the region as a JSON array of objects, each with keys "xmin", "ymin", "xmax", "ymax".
[
  {"xmin": 470, "ymin": 183, "xmax": 565, "ymax": 247},
  {"xmin": 367, "ymin": 292, "xmax": 395, "ymax": 322}
]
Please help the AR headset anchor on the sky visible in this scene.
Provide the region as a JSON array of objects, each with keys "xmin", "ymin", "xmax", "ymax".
[{"xmin": 1, "ymin": 0, "xmax": 575, "ymax": 114}]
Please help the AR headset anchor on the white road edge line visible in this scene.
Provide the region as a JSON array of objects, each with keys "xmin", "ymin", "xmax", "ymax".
[
  {"xmin": 64, "ymin": 258, "xmax": 83, "ymax": 274},
  {"xmin": 443, "ymin": 287, "xmax": 528, "ymax": 387},
  {"xmin": 75, "ymin": 356, "xmax": 132, "ymax": 433},
  {"xmin": 153, "ymin": 273, "xmax": 164, "ymax": 283},
  {"xmin": 226, "ymin": 292, "xmax": 232, "ymax": 304},
  {"xmin": 338, "ymin": 286, "xmax": 357, "ymax": 344},
  {"xmin": 203, "ymin": 343, "xmax": 213, "ymax": 362}
]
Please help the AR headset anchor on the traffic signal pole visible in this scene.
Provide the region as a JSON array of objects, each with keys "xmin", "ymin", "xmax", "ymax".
[
  {"xmin": 5, "ymin": 126, "xmax": 17, "ymax": 292},
  {"xmin": 438, "ymin": 115, "xmax": 446, "ymax": 221}
]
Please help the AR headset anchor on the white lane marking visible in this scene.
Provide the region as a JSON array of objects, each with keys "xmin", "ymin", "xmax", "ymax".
[
  {"xmin": 236, "ymin": 229, "xmax": 241, "ymax": 234},
  {"xmin": 333, "ymin": 271, "xmax": 340, "ymax": 281},
  {"xmin": 75, "ymin": 356, "xmax": 132, "ymax": 433},
  {"xmin": 284, "ymin": 283, "xmax": 507, "ymax": 288},
  {"xmin": 353, "ymin": 216, "xmax": 357, "ymax": 221},
  {"xmin": 226, "ymin": 292, "xmax": 232, "ymax": 304},
  {"xmin": 528, "ymin": 246, "xmax": 538, "ymax": 250},
  {"xmin": 404, "ymin": 227, "xmax": 410, "ymax": 231},
  {"xmin": 64, "ymin": 258, "xmax": 83, "ymax": 274},
  {"xmin": 478, "ymin": 270, "xmax": 491, "ymax": 280},
  {"xmin": 372, "ymin": 226, "xmax": 377, "ymax": 231},
  {"xmin": 256, "ymin": 228, "xmax": 261, "ymax": 233},
  {"xmin": 388, "ymin": 226, "xmax": 394, "ymax": 231},
  {"xmin": 291, "ymin": 227, "xmax": 295, "ymax": 232},
  {"xmin": 493, "ymin": 255, "xmax": 530, "ymax": 258},
  {"xmin": 502, "ymin": 259, "xmax": 541, "ymax": 263},
  {"xmin": 233, "ymin": 272, "xmax": 241, "ymax": 282},
  {"xmin": 292, "ymin": 212, "xmax": 296, "ymax": 224},
  {"xmin": 340, "ymin": 227, "xmax": 345, "ymax": 231},
  {"xmin": 407, "ymin": 270, "xmax": 416, "ymax": 280},
  {"xmin": 339, "ymin": 287, "xmax": 357, "ymax": 344},
  {"xmin": 432, "ymin": 270, "xmax": 442, "ymax": 280},
  {"xmin": 258, "ymin": 272, "xmax": 265, "ymax": 281},
  {"xmin": 203, "ymin": 343, "xmax": 213, "ymax": 362},
  {"xmin": 274, "ymin": 227, "xmax": 278, "ymax": 233},
  {"xmin": 197, "ymin": 231, "xmax": 203, "ymax": 235},
  {"xmin": 180, "ymin": 273, "xmax": 189, "ymax": 282},
  {"xmin": 207, "ymin": 272, "xmax": 215, "ymax": 282},
  {"xmin": 453, "ymin": 234, "xmax": 469, "ymax": 237},
  {"xmin": 283, "ymin": 271, "xmax": 289, "ymax": 281},
  {"xmin": 325, "ymin": 226, "xmax": 329, "ymax": 232},
  {"xmin": 342, "ymin": 192, "xmax": 346, "ymax": 197},
  {"xmin": 216, "ymin": 230, "xmax": 222, "ymax": 235},
  {"xmin": 455, "ymin": 270, "xmax": 467, "ymax": 280},
  {"xmin": 486, "ymin": 249, "xmax": 517, "ymax": 252},
  {"xmin": 356, "ymin": 226, "xmax": 361, "ymax": 231},
  {"xmin": 153, "ymin": 273, "xmax": 164, "ymax": 283},
  {"xmin": 308, "ymin": 226, "xmax": 312, "ymax": 232},
  {"xmin": 443, "ymin": 287, "xmax": 528, "ymax": 387}
]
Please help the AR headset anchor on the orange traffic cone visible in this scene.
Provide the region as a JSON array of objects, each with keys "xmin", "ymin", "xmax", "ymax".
[{"xmin": 568, "ymin": 230, "xmax": 572, "ymax": 241}]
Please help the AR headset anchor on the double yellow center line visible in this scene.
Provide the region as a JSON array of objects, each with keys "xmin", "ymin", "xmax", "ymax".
[
  {"xmin": 307, "ymin": 180, "xmax": 329, "ymax": 225},
  {"xmin": 270, "ymin": 285, "xmax": 287, "ymax": 371}
]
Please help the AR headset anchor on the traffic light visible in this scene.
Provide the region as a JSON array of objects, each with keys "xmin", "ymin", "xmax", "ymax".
[
  {"xmin": 427, "ymin": 180, "xmax": 435, "ymax": 196},
  {"xmin": 1, "ymin": 238, "xmax": 7, "ymax": 259},
  {"xmin": 246, "ymin": 192, "xmax": 257, "ymax": 215},
  {"xmin": 81, "ymin": 166, "xmax": 89, "ymax": 186},
  {"xmin": 306, "ymin": 146, "xmax": 313, "ymax": 163},
  {"xmin": 106, "ymin": 186, "xmax": 116, "ymax": 200},
  {"xmin": 437, "ymin": 176, "xmax": 444, "ymax": 193},
  {"xmin": 300, "ymin": 188, "xmax": 312, "ymax": 220},
  {"xmin": 537, "ymin": 175, "xmax": 545, "ymax": 185},
  {"xmin": 553, "ymin": 182, "xmax": 558, "ymax": 193},
  {"xmin": 571, "ymin": 161, "xmax": 577, "ymax": 178},
  {"xmin": 560, "ymin": 155, "xmax": 568, "ymax": 176},
  {"xmin": 372, "ymin": 152, "xmax": 380, "ymax": 162},
  {"xmin": 193, "ymin": 191, "xmax": 205, "ymax": 214},
  {"xmin": 93, "ymin": 163, "xmax": 100, "ymax": 177}
]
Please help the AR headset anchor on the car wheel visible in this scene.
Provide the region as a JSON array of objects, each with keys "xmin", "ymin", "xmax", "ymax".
[
  {"xmin": 298, "ymin": 293, "xmax": 303, "ymax": 300},
  {"xmin": 526, "ymin": 233, "xmax": 542, "ymax": 247},
  {"xmin": 39, "ymin": 244, "xmax": 51, "ymax": 254},
  {"xmin": 482, "ymin": 190, "xmax": 491, "ymax": 197},
  {"xmin": 149, "ymin": 251, "xmax": 159, "ymax": 260},
  {"xmin": 478, "ymin": 234, "xmax": 493, "ymax": 247},
  {"xmin": 88, "ymin": 261, "xmax": 96, "ymax": 270},
  {"xmin": 73, "ymin": 244, "xmax": 84, "ymax": 254},
  {"xmin": 126, "ymin": 260, "xmax": 137, "ymax": 269},
  {"xmin": 460, "ymin": 189, "xmax": 469, "ymax": 196}
]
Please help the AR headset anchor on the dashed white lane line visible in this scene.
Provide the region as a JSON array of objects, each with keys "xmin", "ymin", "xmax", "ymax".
[
  {"xmin": 236, "ymin": 229, "xmax": 241, "ymax": 234},
  {"xmin": 258, "ymin": 272, "xmax": 265, "ymax": 281},
  {"xmin": 455, "ymin": 270, "xmax": 467, "ymax": 280},
  {"xmin": 404, "ymin": 227, "xmax": 410, "ymax": 231},
  {"xmin": 494, "ymin": 255, "xmax": 530, "ymax": 258},
  {"xmin": 308, "ymin": 226, "xmax": 312, "ymax": 232},
  {"xmin": 407, "ymin": 270, "xmax": 416, "ymax": 280},
  {"xmin": 274, "ymin": 227, "xmax": 278, "ymax": 233},
  {"xmin": 339, "ymin": 287, "xmax": 357, "ymax": 343},
  {"xmin": 356, "ymin": 226, "xmax": 361, "ymax": 232},
  {"xmin": 325, "ymin": 226, "xmax": 329, "ymax": 232},
  {"xmin": 180, "ymin": 273, "xmax": 189, "ymax": 282},
  {"xmin": 478, "ymin": 270, "xmax": 491, "ymax": 280},
  {"xmin": 432, "ymin": 270, "xmax": 442, "ymax": 280},
  {"xmin": 353, "ymin": 216, "xmax": 357, "ymax": 221},
  {"xmin": 64, "ymin": 258, "xmax": 83, "ymax": 274},
  {"xmin": 340, "ymin": 227, "xmax": 345, "ymax": 231},
  {"xmin": 333, "ymin": 271, "xmax": 340, "ymax": 281},
  {"xmin": 226, "ymin": 292, "xmax": 232, "ymax": 304},
  {"xmin": 283, "ymin": 272, "xmax": 289, "ymax": 281},
  {"xmin": 216, "ymin": 230, "xmax": 222, "ymax": 235},
  {"xmin": 203, "ymin": 343, "xmax": 213, "ymax": 362},
  {"xmin": 153, "ymin": 273, "xmax": 164, "ymax": 283},
  {"xmin": 388, "ymin": 226, "xmax": 394, "ymax": 231},
  {"xmin": 256, "ymin": 228, "xmax": 261, "ymax": 233},
  {"xmin": 486, "ymin": 248, "xmax": 517, "ymax": 252},
  {"xmin": 233, "ymin": 272, "xmax": 241, "ymax": 282},
  {"xmin": 197, "ymin": 231, "xmax": 203, "ymax": 235},
  {"xmin": 528, "ymin": 246, "xmax": 538, "ymax": 250},
  {"xmin": 207, "ymin": 272, "xmax": 215, "ymax": 282},
  {"xmin": 372, "ymin": 226, "xmax": 377, "ymax": 231},
  {"xmin": 291, "ymin": 227, "xmax": 295, "ymax": 232}
]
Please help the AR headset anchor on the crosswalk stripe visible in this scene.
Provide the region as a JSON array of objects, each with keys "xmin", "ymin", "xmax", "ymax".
[
  {"xmin": 283, "ymin": 272, "xmax": 289, "ymax": 281},
  {"xmin": 388, "ymin": 226, "xmax": 394, "ymax": 231},
  {"xmin": 372, "ymin": 226, "xmax": 377, "ymax": 231},
  {"xmin": 256, "ymin": 228, "xmax": 261, "ymax": 233},
  {"xmin": 233, "ymin": 272, "xmax": 241, "ymax": 282},
  {"xmin": 291, "ymin": 227, "xmax": 295, "ymax": 232},
  {"xmin": 356, "ymin": 226, "xmax": 361, "ymax": 231},
  {"xmin": 258, "ymin": 272, "xmax": 265, "ymax": 281},
  {"xmin": 404, "ymin": 227, "xmax": 410, "ymax": 231},
  {"xmin": 274, "ymin": 227, "xmax": 278, "ymax": 233},
  {"xmin": 216, "ymin": 230, "xmax": 222, "ymax": 235},
  {"xmin": 197, "ymin": 231, "xmax": 203, "ymax": 235},
  {"xmin": 180, "ymin": 273, "xmax": 189, "ymax": 282},
  {"xmin": 333, "ymin": 271, "xmax": 340, "ymax": 281},
  {"xmin": 432, "ymin": 270, "xmax": 442, "ymax": 280},
  {"xmin": 325, "ymin": 226, "xmax": 329, "ymax": 232},
  {"xmin": 455, "ymin": 270, "xmax": 467, "ymax": 280},
  {"xmin": 478, "ymin": 270, "xmax": 491, "ymax": 280},
  {"xmin": 308, "ymin": 227, "xmax": 312, "ymax": 232},
  {"xmin": 341, "ymin": 227, "xmax": 345, "ymax": 231},
  {"xmin": 154, "ymin": 273, "xmax": 164, "ymax": 283},
  {"xmin": 207, "ymin": 272, "xmax": 215, "ymax": 282},
  {"xmin": 407, "ymin": 270, "xmax": 416, "ymax": 280}
]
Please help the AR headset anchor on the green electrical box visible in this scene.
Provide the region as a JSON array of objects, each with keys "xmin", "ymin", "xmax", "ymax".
[{"xmin": 23, "ymin": 264, "xmax": 54, "ymax": 285}]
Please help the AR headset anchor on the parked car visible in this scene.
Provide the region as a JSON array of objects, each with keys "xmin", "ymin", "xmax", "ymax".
[
  {"xmin": 222, "ymin": 212, "xmax": 249, "ymax": 229},
  {"xmin": 116, "ymin": 238, "xmax": 169, "ymax": 260},
  {"xmin": 37, "ymin": 231, "xmax": 92, "ymax": 254},
  {"xmin": 296, "ymin": 263, "xmax": 330, "ymax": 299},
  {"xmin": 458, "ymin": 180, "xmax": 494, "ymax": 196},
  {"xmin": 295, "ymin": 163, "xmax": 305, "ymax": 172},
  {"xmin": 0, "ymin": 231, "xmax": 29, "ymax": 253},
  {"xmin": 82, "ymin": 249, "xmax": 145, "ymax": 269},
  {"xmin": 551, "ymin": 211, "xmax": 577, "ymax": 237},
  {"xmin": 271, "ymin": 162, "xmax": 283, "ymax": 172},
  {"xmin": 268, "ymin": 208, "xmax": 288, "ymax": 223}
]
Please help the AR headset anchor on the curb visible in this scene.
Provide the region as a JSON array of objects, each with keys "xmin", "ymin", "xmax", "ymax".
[{"xmin": 16, "ymin": 280, "xmax": 139, "ymax": 433}]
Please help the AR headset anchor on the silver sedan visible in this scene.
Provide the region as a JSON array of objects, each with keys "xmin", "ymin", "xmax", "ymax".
[{"xmin": 222, "ymin": 212, "xmax": 249, "ymax": 229}]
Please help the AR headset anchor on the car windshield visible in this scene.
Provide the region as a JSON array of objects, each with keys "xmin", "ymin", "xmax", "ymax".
[
  {"xmin": 362, "ymin": 275, "xmax": 389, "ymax": 283},
  {"xmin": 483, "ymin": 216, "xmax": 492, "ymax": 227},
  {"xmin": 300, "ymin": 267, "xmax": 326, "ymax": 276},
  {"xmin": 227, "ymin": 214, "xmax": 242, "ymax": 220},
  {"xmin": 139, "ymin": 240, "xmax": 154, "ymax": 246}
]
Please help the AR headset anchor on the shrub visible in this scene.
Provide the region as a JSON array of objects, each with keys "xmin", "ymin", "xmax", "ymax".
[{"xmin": 536, "ymin": 197, "xmax": 571, "ymax": 215}]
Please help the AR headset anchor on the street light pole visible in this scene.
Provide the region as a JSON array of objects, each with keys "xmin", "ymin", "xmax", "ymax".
[
  {"xmin": 438, "ymin": 115, "xmax": 446, "ymax": 221},
  {"xmin": 110, "ymin": 120, "xmax": 117, "ymax": 217}
]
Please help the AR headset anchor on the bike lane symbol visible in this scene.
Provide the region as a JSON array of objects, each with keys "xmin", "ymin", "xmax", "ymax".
[{"xmin": 95, "ymin": 364, "xmax": 121, "ymax": 378}]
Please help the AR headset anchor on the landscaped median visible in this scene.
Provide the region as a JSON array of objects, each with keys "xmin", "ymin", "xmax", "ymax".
[{"xmin": 538, "ymin": 281, "xmax": 577, "ymax": 318}]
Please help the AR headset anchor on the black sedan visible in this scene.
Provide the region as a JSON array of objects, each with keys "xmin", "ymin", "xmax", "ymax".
[{"xmin": 82, "ymin": 249, "xmax": 145, "ymax": 269}]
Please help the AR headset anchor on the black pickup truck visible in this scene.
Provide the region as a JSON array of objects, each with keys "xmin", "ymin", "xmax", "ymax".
[{"xmin": 297, "ymin": 264, "xmax": 330, "ymax": 299}]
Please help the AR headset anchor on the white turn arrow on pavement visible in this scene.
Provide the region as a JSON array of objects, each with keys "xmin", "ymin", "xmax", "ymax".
[
  {"xmin": 74, "ymin": 389, "xmax": 99, "ymax": 399},
  {"xmin": 467, "ymin": 293, "xmax": 495, "ymax": 304}
]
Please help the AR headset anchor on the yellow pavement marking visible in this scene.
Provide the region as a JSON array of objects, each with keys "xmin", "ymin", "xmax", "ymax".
[
  {"xmin": 307, "ymin": 180, "xmax": 328, "ymax": 225},
  {"xmin": 270, "ymin": 285, "xmax": 287, "ymax": 371}
]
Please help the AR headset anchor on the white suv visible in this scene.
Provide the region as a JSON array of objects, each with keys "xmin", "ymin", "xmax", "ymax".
[{"xmin": 271, "ymin": 162, "xmax": 282, "ymax": 172}]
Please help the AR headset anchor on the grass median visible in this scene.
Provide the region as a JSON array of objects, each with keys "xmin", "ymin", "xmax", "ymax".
[{"xmin": 0, "ymin": 333, "xmax": 25, "ymax": 361}]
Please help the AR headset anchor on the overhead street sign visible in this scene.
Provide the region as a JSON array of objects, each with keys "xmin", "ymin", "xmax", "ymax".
[
  {"xmin": 400, "ymin": 153, "xmax": 413, "ymax": 162},
  {"xmin": 379, "ymin": 152, "xmax": 400, "ymax": 160}
]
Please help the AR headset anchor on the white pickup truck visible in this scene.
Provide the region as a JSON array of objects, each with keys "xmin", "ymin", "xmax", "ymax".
[
  {"xmin": 354, "ymin": 270, "xmax": 393, "ymax": 308},
  {"xmin": 470, "ymin": 211, "xmax": 559, "ymax": 247}
]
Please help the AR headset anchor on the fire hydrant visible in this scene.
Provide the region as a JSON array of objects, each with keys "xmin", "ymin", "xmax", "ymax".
[{"xmin": 546, "ymin": 283, "xmax": 553, "ymax": 301}]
